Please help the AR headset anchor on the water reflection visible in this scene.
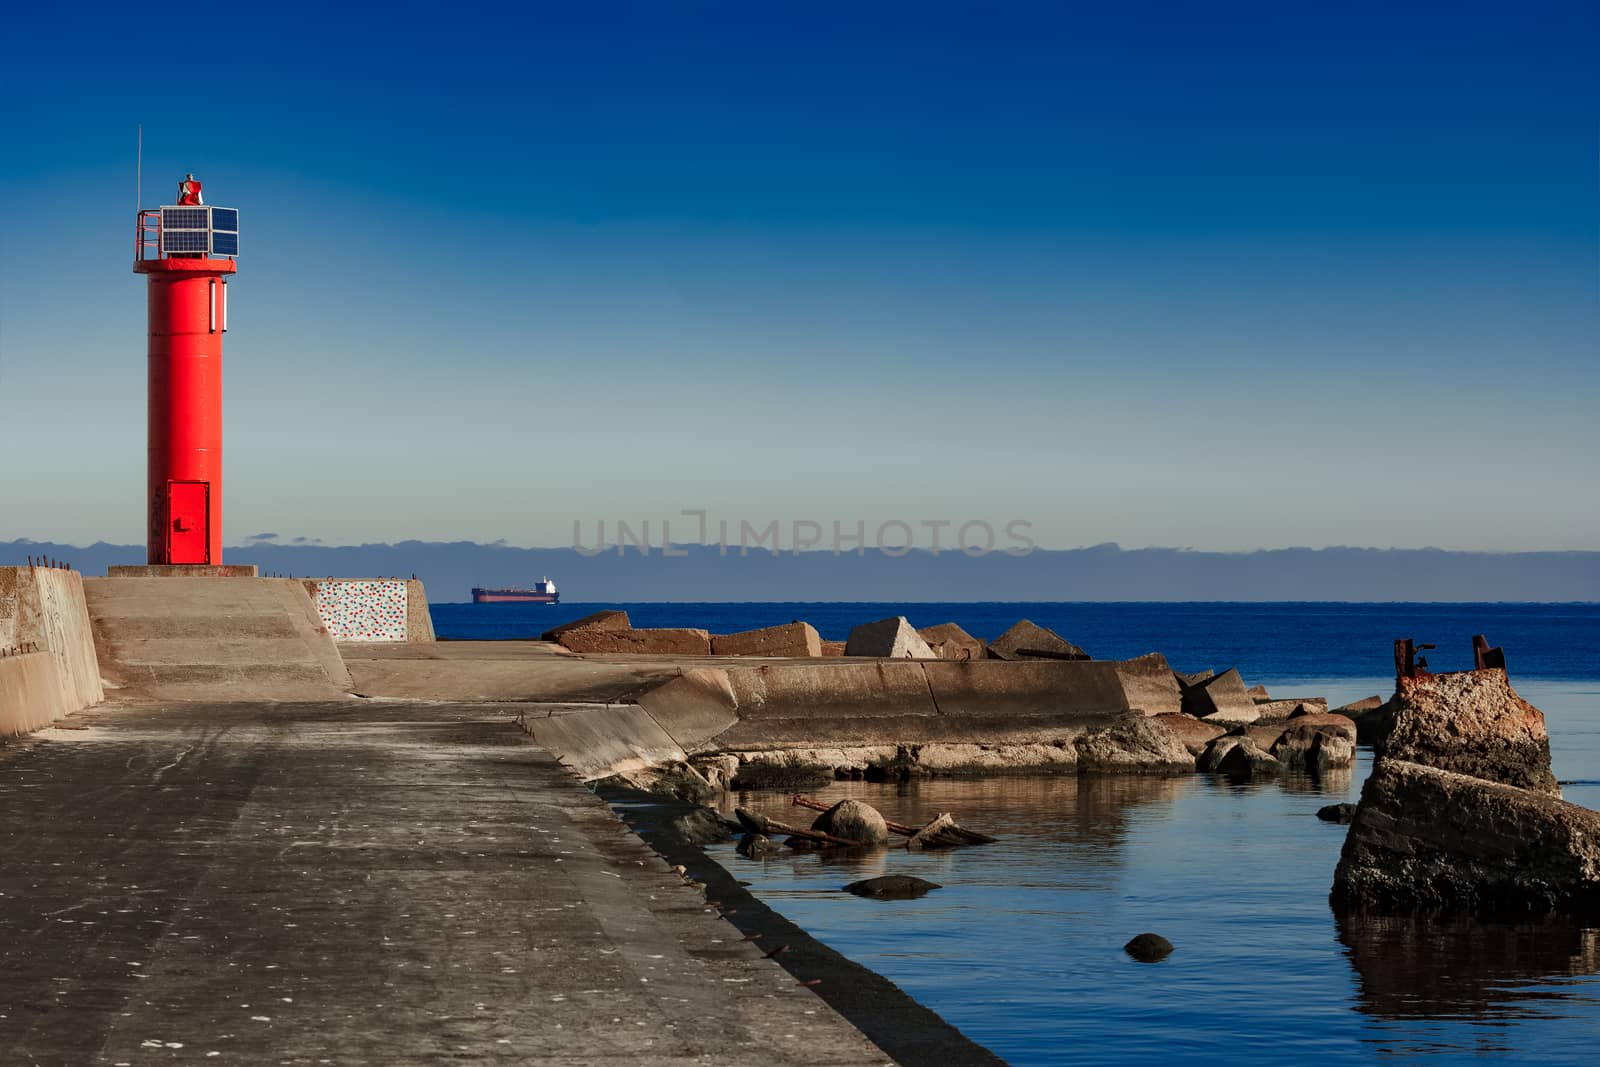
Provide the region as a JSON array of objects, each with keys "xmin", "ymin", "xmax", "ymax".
[{"xmin": 1339, "ymin": 912, "xmax": 1600, "ymax": 1019}]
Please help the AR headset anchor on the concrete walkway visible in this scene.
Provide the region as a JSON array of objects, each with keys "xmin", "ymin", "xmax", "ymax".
[{"xmin": 0, "ymin": 701, "xmax": 891, "ymax": 1065}]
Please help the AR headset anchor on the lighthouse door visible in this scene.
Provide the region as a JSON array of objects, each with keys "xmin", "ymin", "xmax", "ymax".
[{"xmin": 166, "ymin": 481, "xmax": 210, "ymax": 564}]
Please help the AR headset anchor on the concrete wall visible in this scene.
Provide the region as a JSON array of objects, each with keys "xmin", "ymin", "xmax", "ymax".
[
  {"xmin": 0, "ymin": 567, "xmax": 103, "ymax": 734},
  {"xmin": 305, "ymin": 579, "xmax": 435, "ymax": 643},
  {"xmin": 0, "ymin": 652, "xmax": 67, "ymax": 736}
]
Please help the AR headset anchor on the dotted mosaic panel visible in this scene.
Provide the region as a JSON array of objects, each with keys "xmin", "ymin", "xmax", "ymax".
[{"xmin": 315, "ymin": 580, "xmax": 408, "ymax": 642}]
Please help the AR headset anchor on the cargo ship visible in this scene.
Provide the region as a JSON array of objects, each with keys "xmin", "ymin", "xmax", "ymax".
[{"xmin": 471, "ymin": 577, "xmax": 559, "ymax": 604}]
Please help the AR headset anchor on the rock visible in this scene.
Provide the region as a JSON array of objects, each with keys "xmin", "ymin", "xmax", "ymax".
[
  {"xmin": 1383, "ymin": 668, "xmax": 1557, "ymax": 795},
  {"xmin": 1331, "ymin": 759, "xmax": 1600, "ymax": 916},
  {"xmin": 1114, "ymin": 652, "xmax": 1184, "ymax": 715},
  {"xmin": 844, "ymin": 875, "xmax": 942, "ymax": 899},
  {"xmin": 646, "ymin": 763, "xmax": 717, "ymax": 805},
  {"xmin": 730, "ymin": 758, "xmax": 835, "ymax": 791},
  {"xmin": 690, "ymin": 754, "xmax": 741, "ymax": 792},
  {"xmin": 917, "ymin": 622, "xmax": 987, "ymax": 661},
  {"xmin": 913, "ymin": 741, "xmax": 1077, "ymax": 775},
  {"xmin": 811, "ymin": 799, "xmax": 890, "ymax": 846},
  {"xmin": 844, "ymin": 616, "xmax": 936, "ymax": 659},
  {"xmin": 1255, "ymin": 698, "xmax": 1328, "ymax": 719},
  {"xmin": 711, "ymin": 621, "xmax": 822, "ymax": 658},
  {"xmin": 1124, "ymin": 933, "xmax": 1174, "ymax": 962},
  {"xmin": 1151, "ymin": 713, "xmax": 1225, "ymax": 756},
  {"xmin": 1269, "ymin": 716, "xmax": 1358, "ymax": 770},
  {"xmin": 737, "ymin": 833, "xmax": 780, "ymax": 858},
  {"xmin": 1317, "ymin": 802, "xmax": 1358, "ymax": 824},
  {"xmin": 989, "ymin": 619, "xmax": 1088, "ymax": 661},
  {"xmin": 1247, "ymin": 684, "xmax": 1272, "ymax": 702},
  {"xmin": 1201, "ymin": 735, "xmax": 1281, "ymax": 778},
  {"xmin": 1184, "ymin": 669, "xmax": 1259, "ymax": 724},
  {"xmin": 655, "ymin": 807, "xmax": 734, "ymax": 848},
  {"xmin": 1349, "ymin": 697, "xmax": 1398, "ymax": 746},
  {"xmin": 1075, "ymin": 712, "xmax": 1194, "ymax": 773},
  {"xmin": 1336, "ymin": 695, "xmax": 1385, "ymax": 715},
  {"xmin": 540, "ymin": 609, "xmax": 630, "ymax": 643},
  {"xmin": 559, "ymin": 627, "xmax": 712, "ymax": 655}
]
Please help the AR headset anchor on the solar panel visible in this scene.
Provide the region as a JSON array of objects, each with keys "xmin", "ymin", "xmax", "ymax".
[
  {"xmin": 162, "ymin": 208, "xmax": 209, "ymax": 230},
  {"xmin": 162, "ymin": 230, "xmax": 210, "ymax": 253},
  {"xmin": 211, "ymin": 231, "xmax": 239, "ymax": 256},
  {"xmin": 211, "ymin": 208, "xmax": 238, "ymax": 232}
]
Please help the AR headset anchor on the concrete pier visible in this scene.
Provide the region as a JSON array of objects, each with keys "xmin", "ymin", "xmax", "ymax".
[{"xmin": 0, "ymin": 699, "xmax": 900, "ymax": 1064}]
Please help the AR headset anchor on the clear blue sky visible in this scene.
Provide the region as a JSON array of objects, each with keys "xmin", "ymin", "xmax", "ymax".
[{"xmin": 2, "ymin": 1, "xmax": 1595, "ymax": 552}]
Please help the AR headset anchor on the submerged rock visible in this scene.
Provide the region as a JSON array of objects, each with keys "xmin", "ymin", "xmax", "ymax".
[
  {"xmin": 1317, "ymin": 802, "xmax": 1358, "ymax": 824},
  {"xmin": 1074, "ymin": 713, "xmax": 1194, "ymax": 773},
  {"xmin": 736, "ymin": 833, "xmax": 780, "ymax": 858},
  {"xmin": 1383, "ymin": 668, "xmax": 1558, "ymax": 795},
  {"xmin": 843, "ymin": 875, "xmax": 942, "ymax": 899},
  {"xmin": 811, "ymin": 799, "xmax": 890, "ymax": 846},
  {"xmin": 1124, "ymin": 933, "xmax": 1174, "ymax": 962},
  {"xmin": 1331, "ymin": 759, "xmax": 1600, "ymax": 916}
]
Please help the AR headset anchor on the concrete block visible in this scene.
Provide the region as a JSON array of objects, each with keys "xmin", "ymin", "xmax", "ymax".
[
  {"xmin": 635, "ymin": 667, "xmax": 740, "ymax": 750},
  {"xmin": 922, "ymin": 659, "xmax": 1130, "ymax": 720},
  {"xmin": 710, "ymin": 621, "xmax": 821, "ymax": 658},
  {"xmin": 1113, "ymin": 652, "xmax": 1183, "ymax": 715},
  {"xmin": 820, "ymin": 640, "xmax": 846, "ymax": 657},
  {"xmin": 1182, "ymin": 667, "xmax": 1258, "ymax": 722},
  {"xmin": 726, "ymin": 661, "xmax": 938, "ymax": 720},
  {"xmin": 0, "ymin": 652, "xmax": 67, "ymax": 736},
  {"xmin": 559, "ymin": 627, "xmax": 712, "ymax": 656},
  {"xmin": 540, "ymin": 610, "xmax": 631, "ymax": 643},
  {"xmin": 918, "ymin": 622, "xmax": 987, "ymax": 661},
  {"xmin": 405, "ymin": 579, "xmax": 436, "ymax": 642},
  {"xmin": 844, "ymin": 616, "xmax": 935, "ymax": 659},
  {"xmin": 106, "ymin": 564, "xmax": 260, "ymax": 577},
  {"xmin": 518, "ymin": 703, "xmax": 687, "ymax": 780},
  {"xmin": 989, "ymin": 619, "xmax": 1088, "ymax": 661},
  {"xmin": 0, "ymin": 567, "xmax": 103, "ymax": 714}
]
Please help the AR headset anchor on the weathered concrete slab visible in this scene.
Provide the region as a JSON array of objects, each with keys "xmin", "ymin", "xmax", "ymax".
[
  {"xmin": 521, "ymin": 702, "xmax": 689, "ymax": 779},
  {"xmin": 1384, "ymin": 668, "xmax": 1558, "ymax": 794},
  {"xmin": 540, "ymin": 609, "xmax": 631, "ymax": 642},
  {"xmin": 341, "ymin": 641, "xmax": 682, "ymax": 703},
  {"xmin": 0, "ymin": 701, "xmax": 894, "ymax": 1064},
  {"xmin": 844, "ymin": 616, "xmax": 935, "ymax": 659},
  {"xmin": 922, "ymin": 659, "xmax": 1130, "ymax": 719},
  {"xmin": 635, "ymin": 667, "xmax": 741, "ymax": 751},
  {"xmin": 988, "ymin": 619, "xmax": 1088, "ymax": 661},
  {"xmin": 561, "ymin": 627, "xmax": 713, "ymax": 656},
  {"xmin": 711, "ymin": 621, "xmax": 822, "ymax": 658},
  {"xmin": 0, "ymin": 652, "xmax": 66, "ymax": 736},
  {"xmin": 918, "ymin": 622, "xmax": 986, "ymax": 661},
  {"xmin": 0, "ymin": 566, "xmax": 103, "ymax": 716},
  {"xmin": 1112, "ymin": 652, "xmax": 1183, "ymax": 715},
  {"xmin": 727, "ymin": 661, "xmax": 938, "ymax": 720},
  {"xmin": 83, "ymin": 577, "xmax": 352, "ymax": 702}
]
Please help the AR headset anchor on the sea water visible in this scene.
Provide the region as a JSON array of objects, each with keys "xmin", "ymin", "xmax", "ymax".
[{"xmin": 433, "ymin": 602, "xmax": 1600, "ymax": 1064}]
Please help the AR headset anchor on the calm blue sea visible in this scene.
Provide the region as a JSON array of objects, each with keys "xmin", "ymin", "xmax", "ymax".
[{"xmin": 434, "ymin": 602, "xmax": 1600, "ymax": 1065}]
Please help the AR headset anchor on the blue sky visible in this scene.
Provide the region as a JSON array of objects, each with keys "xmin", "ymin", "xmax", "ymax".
[{"xmin": 2, "ymin": 1, "xmax": 1595, "ymax": 552}]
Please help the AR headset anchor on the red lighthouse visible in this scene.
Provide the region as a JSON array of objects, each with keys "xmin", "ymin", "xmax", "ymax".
[{"xmin": 134, "ymin": 178, "xmax": 239, "ymax": 565}]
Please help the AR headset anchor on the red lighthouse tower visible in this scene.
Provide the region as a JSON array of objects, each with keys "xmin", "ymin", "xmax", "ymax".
[{"xmin": 134, "ymin": 177, "xmax": 239, "ymax": 565}]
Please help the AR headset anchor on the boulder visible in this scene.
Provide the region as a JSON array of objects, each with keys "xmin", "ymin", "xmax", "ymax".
[
  {"xmin": 1383, "ymin": 669, "xmax": 1557, "ymax": 795},
  {"xmin": 1211, "ymin": 736, "xmax": 1283, "ymax": 778},
  {"xmin": 844, "ymin": 875, "xmax": 942, "ymax": 899},
  {"xmin": 1268, "ymin": 715, "xmax": 1358, "ymax": 770},
  {"xmin": 1183, "ymin": 668, "xmax": 1259, "ymax": 724},
  {"xmin": 844, "ymin": 616, "xmax": 936, "ymax": 659},
  {"xmin": 1152, "ymin": 712, "xmax": 1226, "ymax": 756},
  {"xmin": 1254, "ymin": 698, "xmax": 1328, "ymax": 719},
  {"xmin": 1247, "ymin": 684, "xmax": 1272, "ymax": 702},
  {"xmin": 1331, "ymin": 759, "xmax": 1600, "ymax": 916},
  {"xmin": 1317, "ymin": 802, "xmax": 1358, "ymax": 824},
  {"xmin": 711, "ymin": 621, "xmax": 822, "ymax": 658},
  {"xmin": 811, "ymin": 799, "xmax": 890, "ymax": 846},
  {"xmin": 989, "ymin": 619, "xmax": 1088, "ymax": 661},
  {"xmin": 737, "ymin": 833, "xmax": 780, "ymax": 859},
  {"xmin": 540, "ymin": 609, "xmax": 630, "ymax": 642},
  {"xmin": 917, "ymin": 622, "xmax": 987, "ymax": 661},
  {"xmin": 1075, "ymin": 712, "xmax": 1194, "ymax": 773},
  {"xmin": 1124, "ymin": 933, "xmax": 1174, "ymax": 962},
  {"xmin": 559, "ymin": 627, "xmax": 712, "ymax": 655}
]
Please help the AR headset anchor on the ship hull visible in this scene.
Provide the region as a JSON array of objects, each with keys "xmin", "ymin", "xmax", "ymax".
[{"xmin": 471, "ymin": 590, "xmax": 559, "ymax": 604}]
